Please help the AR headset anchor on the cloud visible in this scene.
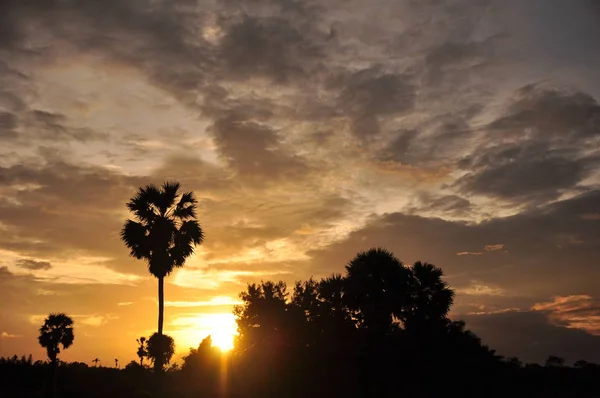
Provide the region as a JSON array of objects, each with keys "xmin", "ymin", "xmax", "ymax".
[
  {"xmin": 171, "ymin": 267, "xmax": 293, "ymax": 290},
  {"xmin": 332, "ymin": 68, "xmax": 415, "ymax": 139},
  {"xmin": 456, "ymin": 252, "xmax": 482, "ymax": 256},
  {"xmin": 0, "ymin": 158, "xmax": 147, "ymax": 269},
  {"xmin": 484, "ymin": 244, "xmax": 506, "ymax": 252},
  {"xmin": 308, "ymin": 189, "xmax": 600, "ymax": 299},
  {"xmin": 16, "ymin": 259, "xmax": 52, "ymax": 271},
  {"xmin": 1, "ymin": 332, "xmax": 18, "ymax": 339},
  {"xmin": 216, "ymin": 14, "xmax": 325, "ymax": 83},
  {"xmin": 28, "ymin": 313, "xmax": 118, "ymax": 327},
  {"xmin": 455, "ymin": 84, "xmax": 600, "ymax": 204},
  {"xmin": 165, "ymin": 296, "xmax": 242, "ymax": 307},
  {"xmin": 456, "ymin": 283, "xmax": 505, "ymax": 296},
  {"xmin": 77, "ymin": 315, "xmax": 118, "ymax": 327},
  {"xmin": 209, "ymin": 116, "xmax": 310, "ymax": 184},
  {"xmin": 532, "ymin": 295, "xmax": 600, "ymax": 335}
]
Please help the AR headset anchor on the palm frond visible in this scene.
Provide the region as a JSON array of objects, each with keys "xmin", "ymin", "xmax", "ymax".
[
  {"xmin": 120, "ymin": 220, "xmax": 150, "ymax": 260},
  {"xmin": 159, "ymin": 181, "xmax": 181, "ymax": 216},
  {"xmin": 127, "ymin": 185, "xmax": 161, "ymax": 222},
  {"xmin": 170, "ymin": 220, "xmax": 204, "ymax": 266},
  {"xmin": 174, "ymin": 191, "xmax": 197, "ymax": 219}
]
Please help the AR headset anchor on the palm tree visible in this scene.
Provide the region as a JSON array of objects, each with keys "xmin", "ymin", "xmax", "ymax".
[
  {"xmin": 38, "ymin": 313, "xmax": 75, "ymax": 365},
  {"xmin": 344, "ymin": 248, "xmax": 412, "ymax": 335},
  {"xmin": 136, "ymin": 336, "xmax": 147, "ymax": 366},
  {"xmin": 147, "ymin": 333, "xmax": 175, "ymax": 372},
  {"xmin": 120, "ymin": 182, "xmax": 203, "ymax": 348},
  {"xmin": 402, "ymin": 261, "xmax": 455, "ymax": 330},
  {"xmin": 93, "ymin": 358, "xmax": 99, "ymax": 367}
]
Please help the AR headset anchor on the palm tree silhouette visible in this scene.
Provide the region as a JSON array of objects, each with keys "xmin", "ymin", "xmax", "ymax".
[
  {"xmin": 93, "ymin": 358, "xmax": 99, "ymax": 367},
  {"xmin": 344, "ymin": 248, "xmax": 412, "ymax": 334},
  {"xmin": 121, "ymin": 182, "xmax": 203, "ymax": 370},
  {"xmin": 147, "ymin": 332, "xmax": 175, "ymax": 372},
  {"xmin": 38, "ymin": 313, "xmax": 74, "ymax": 365},
  {"xmin": 403, "ymin": 261, "xmax": 455, "ymax": 330},
  {"xmin": 136, "ymin": 337, "xmax": 147, "ymax": 366}
]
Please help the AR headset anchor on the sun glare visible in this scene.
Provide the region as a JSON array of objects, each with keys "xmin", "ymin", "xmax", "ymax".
[
  {"xmin": 173, "ymin": 313, "xmax": 238, "ymax": 353},
  {"xmin": 211, "ymin": 328, "xmax": 235, "ymax": 352}
]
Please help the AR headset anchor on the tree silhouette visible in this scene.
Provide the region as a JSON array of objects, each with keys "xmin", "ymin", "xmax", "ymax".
[
  {"xmin": 92, "ymin": 358, "xmax": 99, "ymax": 367},
  {"xmin": 121, "ymin": 182, "xmax": 203, "ymax": 371},
  {"xmin": 402, "ymin": 261, "xmax": 455, "ymax": 331},
  {"xmin": 147, "ymin": 333, "xmax": 175, "ymax": 372},
  {"xmin": 136, "ymin": 336, "xmax": 148, "ymax": 366},
  {"xmin": 38, "ymin": 313, "xmax": 74, "ymax": 365},
  {"xmin": 114, "ymin": 358, "xmax": 119, "ymax": 368},
  {"xmin": 546, "ymin": 355, "xmax": 565, "ymax": 367},
  {"xmin": 234, "ymin": 281, "xmax": 293, "ymax": 354},
  {"xmin": 344, "ymin": 248, "xmax": 412, "ymax": 335}
]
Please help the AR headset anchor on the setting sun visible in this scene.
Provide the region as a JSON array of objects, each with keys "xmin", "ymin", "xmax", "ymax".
[{"xmin": 171, "ymin": 313, "xmax": 238, "ymax": 353}]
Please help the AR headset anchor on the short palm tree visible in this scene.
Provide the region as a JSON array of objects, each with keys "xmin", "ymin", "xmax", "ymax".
[
  {"xmin": 147, "ymin": 333, "xmax": 175, "ymax": 371},
  {"xmin": 38, "ymin": 313, "xmax": 75, "ymax": 365},
  {"xmin": 136, "ymin": 336, "xmax": 147, "ymax": 366},
  {"xmin": 121, "ymin": 182, "xmax": 204, "ymax": 341}
]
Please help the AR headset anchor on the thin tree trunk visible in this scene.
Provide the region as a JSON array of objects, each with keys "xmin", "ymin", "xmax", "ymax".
[
  {"xmin": 155, "ymin": 276, "xmax": 165, "ymax": 374},
  {"xmin": 158, "ymin": 276, "xmax": 164, "ymax": 335}
]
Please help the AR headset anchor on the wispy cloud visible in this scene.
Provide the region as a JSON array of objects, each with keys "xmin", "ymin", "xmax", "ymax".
[
  {"xmin": 532, "ymin": 295, "xmax": 600, "ymax": 335},
  {"xmin": 456, "ymin": 283, "xmax": 505, "ymax": 296},
  {"xmin": 165, "ymin": 296, "xmax": 242, "ymax": 307},
  {"xmin": 171, "ymin": 268, "xmax": 292, "ymax": 289}
]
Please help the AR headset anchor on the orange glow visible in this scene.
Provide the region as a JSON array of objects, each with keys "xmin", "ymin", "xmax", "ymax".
[{"xmin": 172, "ymin": 313, "xmax": 238, "ymax": 352}]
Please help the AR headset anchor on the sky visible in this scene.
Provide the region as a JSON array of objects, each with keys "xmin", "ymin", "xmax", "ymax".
[{"xmin": 1, "ymin": 0, "xmax": 600, "ymax": 366}]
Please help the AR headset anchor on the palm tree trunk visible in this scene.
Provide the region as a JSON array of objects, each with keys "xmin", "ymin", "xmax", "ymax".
[
  {"xmin": 155, "ymin": 276, "xmax": 165, "ymax": 374},
  {"xmin": 158, "ymin": 276, "xmax": 164, "ymax": 335}
]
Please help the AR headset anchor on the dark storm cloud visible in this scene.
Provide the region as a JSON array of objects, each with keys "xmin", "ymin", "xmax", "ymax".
[
  {"xmin": 463, "ymin": 310, "xmax": 600, "ymax": 364},
  {"xmin": 16, "ymin": 259, "xmax": 52, "ymax": 271},
  {"xmin": 455, "ymin": 84, "xmax": 600, "ymax": 203}
]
